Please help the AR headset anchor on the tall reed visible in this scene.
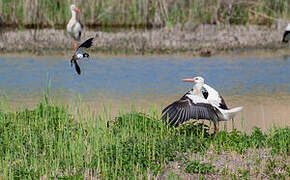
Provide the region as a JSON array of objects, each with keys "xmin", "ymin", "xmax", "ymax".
[{"xmin": 0, "ymin": 0, "xmax": 289, "ymax": 28}]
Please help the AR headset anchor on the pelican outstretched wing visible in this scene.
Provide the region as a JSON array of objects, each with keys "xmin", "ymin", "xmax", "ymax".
[{"xmin": 162, "ymin": 95, "xmax": 220, "ymax": 126}]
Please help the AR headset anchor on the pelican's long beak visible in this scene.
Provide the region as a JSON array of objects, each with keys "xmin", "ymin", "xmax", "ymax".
[
  {"xmin": 182, "ymin": 78, "xmax": 195, "ymax": 82},
  {"xmin": 73, "ymin": 43, "xmax": 77, "ymax": 51},
  {"xmin": 74, "ymin": 7, "xmax": 81, "ymax": 13}
]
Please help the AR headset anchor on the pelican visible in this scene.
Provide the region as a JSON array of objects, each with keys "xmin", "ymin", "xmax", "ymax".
[
  {"xmin": 71, "ymin": 37, "xmax": 94, "ymax": 75},
  {"xmin": 67, "ymin": 4, "xmax": 83, "ymax": 50},
  {"xmin": 162, "ymin": 76, "xmax": 243, "ymax": 134},
  {"xmin": 282, "ymin": 24, "xmax": 290, "ymax": 43}
]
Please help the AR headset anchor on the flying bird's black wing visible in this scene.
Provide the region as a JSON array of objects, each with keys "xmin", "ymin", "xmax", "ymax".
[
  {"xmin": 162, "ymin": 96, "xmax": 220, "ymax": 126},
  {"xmin": 282, "ymin": 31, "xmax": 290, "ymax": 43},
  {"xmin": 72, "ymin": 60, "xmax": 81, "ymax": 75},
  {"xmin": 78, "ymin": 37, "xmax": 94, "ymax": 49}
]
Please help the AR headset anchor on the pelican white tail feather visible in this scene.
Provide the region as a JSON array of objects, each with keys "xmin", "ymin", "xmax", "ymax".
[{"xmin": 219, "ymin": 106, "xmax": 243, "ymax": 121}]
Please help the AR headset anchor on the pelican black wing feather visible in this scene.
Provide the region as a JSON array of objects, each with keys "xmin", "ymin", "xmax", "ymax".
[
  {"xmin": 162, "ymin": 97, "xmax": 219, "ymax": 126},
  {"xmin": 219, "ymin": 96, "xmax": 228, "ymax": 110},
  {"xmin": 78, "ymin": 37, "xmax": 94, "ymax": 49},
  {"xmin": 201, "ymin": 87, "xmax": 209, "ymax": 99}
]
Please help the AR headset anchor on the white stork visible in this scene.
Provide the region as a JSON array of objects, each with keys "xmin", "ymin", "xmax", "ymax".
[
  {"xmin": 70, "ymin": 37, "xmax": 94, "ymax": 75},
  {"xmin": 282, "ymin": 24, "xmax": 290, "ymax": 43},
  {"xmin": 67, "ymin": 4, "xmax": 83, "ymax": 50},
  {"xmin": 162, "ymin": 76, "xmax": 243, "ymax": 134}
]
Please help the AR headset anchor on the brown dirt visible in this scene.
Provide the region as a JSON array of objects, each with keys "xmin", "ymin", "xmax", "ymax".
[{"xmin": 156, "ymin": 148, "xmax": 289, "ymax": 179}]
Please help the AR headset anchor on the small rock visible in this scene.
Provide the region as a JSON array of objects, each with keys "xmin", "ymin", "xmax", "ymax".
[{"xmin": 200, "ymin": 48, "xmax": 212, "ymax": 57}]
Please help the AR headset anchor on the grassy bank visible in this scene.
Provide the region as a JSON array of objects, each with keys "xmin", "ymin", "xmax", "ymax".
[
  {"xmin": 0, "ymin": 0, "xmax": 289, "ymax": 28},
  {"xmin": 0, "ymin": 99, "xmax": 289, "ymax": 179}
]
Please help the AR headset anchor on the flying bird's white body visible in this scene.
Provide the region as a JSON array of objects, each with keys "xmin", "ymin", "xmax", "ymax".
[{"xmin": 162, "ymin": 76, "xmax": 243, "ymax": 133}]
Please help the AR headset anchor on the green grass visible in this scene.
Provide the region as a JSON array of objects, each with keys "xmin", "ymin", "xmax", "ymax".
[
  {"xmin": 0, "ymin": 0, "xmax": 289, "ymax": 28},
  {"xmin": 0, "ymin": 99, "xmax": 289, "ymax": 178},
  {"xmin": 184, "ymin": 160, "xmax": 215, "ymax": 174}
]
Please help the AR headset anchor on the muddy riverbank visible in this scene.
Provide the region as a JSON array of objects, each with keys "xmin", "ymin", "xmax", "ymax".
[
  {"xmin": 2, "ymin": 92, "xmax": 290, "ymax": 133},
  {"xmin": 0, "ymin": 24, "xmax": 289, "ymax": 56}
]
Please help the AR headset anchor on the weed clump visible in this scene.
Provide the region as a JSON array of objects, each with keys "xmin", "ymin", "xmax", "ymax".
[
  {"xmin": 184, "ymin": 160, "xmax": 215, "ymax": 174},
  {"xmin": 266, "ymin": 127, "xmax": 289, "ymax": 155},
  {"xmin": 0, "ymin": 103, "xmax": 86, "ymax": 178}
]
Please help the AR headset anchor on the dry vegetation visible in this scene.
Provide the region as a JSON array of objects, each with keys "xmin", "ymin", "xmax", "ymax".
[
  {"xmin": 0, "ymin": 0, "xmax": 289, "ymax": 55},
  {"xmin": 0, "ymin": 0, "xmax": 289, "ymax": 28}
]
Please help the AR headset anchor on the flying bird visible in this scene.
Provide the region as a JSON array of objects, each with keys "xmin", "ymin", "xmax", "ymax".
[
  {"xmin": 67, "ymin": 4, "xmax": 83, "ymax": 50},
  {"xmin": 162, "ymin": 76, "xmax": 243, "ymax": 134},
  {"xmin": 282, "ymin": 24, "xmax": 290, "ymax": 43},
  {"xmin": 71, "ymin": 37, "xmax": 94, "ymax": 75}
]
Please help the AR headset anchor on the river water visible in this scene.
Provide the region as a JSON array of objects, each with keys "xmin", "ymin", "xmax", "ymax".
[{"xmin": 0, "ymin": 54, "xmax": 289, "ymax": 131}]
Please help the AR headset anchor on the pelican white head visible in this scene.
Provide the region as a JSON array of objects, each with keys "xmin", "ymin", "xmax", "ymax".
[
  {"xmin": 70, "ymin": 4, "xmax": 80, "ymax": 13},
  {"xmin": 193, "ymin": 76, "xmax": 204, "ymax": 84}
]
